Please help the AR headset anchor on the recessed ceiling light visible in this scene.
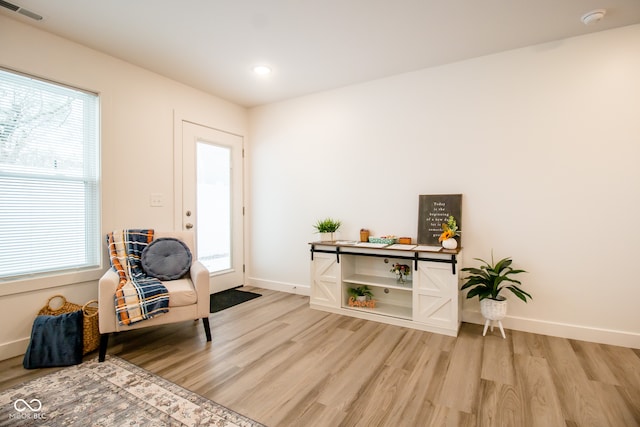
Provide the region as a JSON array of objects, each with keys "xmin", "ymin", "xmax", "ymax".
[
  {"xmin": 253, "ymin": 65, "xmax": 272, "ymax": 76},
  {"xmin": 581, "ymin": 9, "xmax": 606, "ymax": 25}
]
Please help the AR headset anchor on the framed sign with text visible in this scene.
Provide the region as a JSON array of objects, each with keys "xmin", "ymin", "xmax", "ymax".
[{"xmin": 417, "ymin": 194, "xmax": 462, "ymax": 246}]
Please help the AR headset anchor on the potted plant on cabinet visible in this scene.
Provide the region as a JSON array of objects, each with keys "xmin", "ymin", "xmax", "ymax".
[
  {"xmin": 313, "ymin": 217, "xmax": 342, "ymax": 241},
  {"xmin": 461, "ymin": 252, "xmax": 530, "ymax": 338},
  {"xmin": 438, "ymin": 215, "xmax": 460, "ymax": 250},
  {"xmin": 347, "ymin": 285, "xmax": 374, "ymax": 302},
  {"xmin": 390, "ymin": 263, "xmax": 411, "ymax": 284}
]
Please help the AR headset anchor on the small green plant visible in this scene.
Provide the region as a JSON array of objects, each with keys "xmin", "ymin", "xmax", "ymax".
[
  {"xmin": 347, "ymin": 285, "xmax": 374, "ymax": 299},
  {"xmin": 461, "ymin": 252, "xmax": 531, "ymax": 302},
  {"xmin": 313, "ymin": 217, "xmax": 342, "ymax": 233}
]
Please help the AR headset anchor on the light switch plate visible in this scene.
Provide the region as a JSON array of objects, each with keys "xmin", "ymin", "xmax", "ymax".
[{"xmin": 150, "ymin": 193, "xmax": 164, "ymax": 207}]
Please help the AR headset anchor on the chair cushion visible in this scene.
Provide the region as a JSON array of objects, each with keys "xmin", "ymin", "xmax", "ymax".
[
  {"xmin": 164, "ymin": 278, "xmax": 198, "ymax": 307},
  {"xmin": 141, "ymin": 237, "xmax": 192, "ymax": 280}
]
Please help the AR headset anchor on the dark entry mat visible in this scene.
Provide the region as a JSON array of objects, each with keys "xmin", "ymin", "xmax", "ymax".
[{"xmin": 210, "ymin": 288, "xmax": 261, "ymax": 313}]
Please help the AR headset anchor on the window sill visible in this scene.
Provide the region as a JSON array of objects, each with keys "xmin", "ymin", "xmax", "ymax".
[{"xmin": 0, "ymin": 267, "xmax": 106, "ymax": 297}]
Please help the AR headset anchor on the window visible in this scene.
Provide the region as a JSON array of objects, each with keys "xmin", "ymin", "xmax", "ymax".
[
  {"xmin": 196, "ymin": 141, "xmax": 231, "ymax": 273},
  {"xmin": 0, "ymin": 68, "xmax": 100, "ymax": 281}
]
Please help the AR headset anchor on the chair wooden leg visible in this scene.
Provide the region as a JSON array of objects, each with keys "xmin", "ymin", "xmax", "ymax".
[
  {"xmin": 202, "ymin": 317, "xmax": 212, "ymax": 342},
  {"xmin": 98, "ymin": 334, "xmax": 110, "ymax": 362}
]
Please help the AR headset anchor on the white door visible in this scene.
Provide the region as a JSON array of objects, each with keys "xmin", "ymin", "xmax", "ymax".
[{"xmin": 180, "ymin": 121, "xmax": 244, "ymax": 293}]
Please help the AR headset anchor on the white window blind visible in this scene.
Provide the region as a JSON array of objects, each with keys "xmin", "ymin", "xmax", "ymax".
[{"xmin": 0, "ymin": 68, "xmax": 100, "ymax": 280}]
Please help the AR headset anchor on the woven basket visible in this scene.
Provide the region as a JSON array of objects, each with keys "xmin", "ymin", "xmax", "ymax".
[
  {"xmin": 82, "ymin": 300, "xmax": 100, "ymax": 355},
  {"xmin": 38, "ymin": 295, "xmax": 100, "ymax": 355}
]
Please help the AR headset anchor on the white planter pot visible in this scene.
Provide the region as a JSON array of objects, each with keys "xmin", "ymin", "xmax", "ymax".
[
  {"xmin": 442, "ymin": 238, "xmax": 458, "ymax": 250},
  {"xmin": 480, "ymin": 297, "xmax": 507, "ymax": 321},
  {"xmin": 356, "ymin": 295, "xmax": 367, "ymax": 302},
  {"xmin": 319, "ymin": 232, "xmax": 334, "ymax": 242}
]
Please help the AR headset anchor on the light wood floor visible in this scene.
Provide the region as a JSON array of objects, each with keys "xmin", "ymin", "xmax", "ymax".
[{"xmin": 2, "ymin": 287, "xmax": 639, "ymax": 426}]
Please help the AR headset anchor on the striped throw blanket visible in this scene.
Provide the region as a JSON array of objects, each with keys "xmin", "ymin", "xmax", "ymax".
[{"xmin": 107, "ymin": 229, "xmax": 170, "ymax": 325}]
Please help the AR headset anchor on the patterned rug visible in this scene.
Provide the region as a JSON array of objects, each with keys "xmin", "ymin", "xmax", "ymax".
[{"xmin": 0, "ymin": 356, "xmax": 265, "ymax": 426}]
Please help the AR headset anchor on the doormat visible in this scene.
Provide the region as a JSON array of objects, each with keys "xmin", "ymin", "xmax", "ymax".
[{"xmin": 210, "ymin": 288, "xmax": 261, "ymax": 313}]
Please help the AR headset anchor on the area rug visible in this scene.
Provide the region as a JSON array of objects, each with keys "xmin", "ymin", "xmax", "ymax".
[
  {"xmin": 0, "ymin": 356, "xmax": 265, "ymax": 426},
  {"xmin": 210, "ymin": 288, "xmax": 261, "ymax": 313}
]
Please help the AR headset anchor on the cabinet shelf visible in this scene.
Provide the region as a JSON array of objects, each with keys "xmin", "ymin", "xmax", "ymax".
[
  {"xmin": 343, "ymin": 301, "xmax": 412, "ymax": 320},
  {"xmin": 343, "ymin": 274, "xmax": 412, "ymax": 291}
]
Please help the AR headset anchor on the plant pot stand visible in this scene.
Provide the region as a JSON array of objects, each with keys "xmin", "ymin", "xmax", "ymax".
[
  {"xmin": 482, "ymin": 318, "xmax": 506, "ymax": 339},
  {"xmin": 480, "ymin": 298, "xmax": 507, "ymax": 339}
]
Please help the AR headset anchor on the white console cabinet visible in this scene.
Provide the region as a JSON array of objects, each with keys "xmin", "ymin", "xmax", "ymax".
[{"xmin": 309, "ymin": 242, "xmax": 462, "ymax": 337}]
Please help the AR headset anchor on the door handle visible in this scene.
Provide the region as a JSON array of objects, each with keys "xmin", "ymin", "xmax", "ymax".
[{"xmin": 185, "ymin": 223, "xmax": 193, "ymax": 229}]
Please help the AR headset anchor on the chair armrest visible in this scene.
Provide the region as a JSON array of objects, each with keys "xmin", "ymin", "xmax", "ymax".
[
  {"xmin": 191, "ymin": 260, "xmax": 210, "ymax": 317},
  {"xmin": 98, "ymin": 268, "xmax": 119, "ymax": 334}
]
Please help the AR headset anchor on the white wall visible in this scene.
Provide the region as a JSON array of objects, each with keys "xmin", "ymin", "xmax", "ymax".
[
  {"xmin": 2, "ymin": 15, "xmax": 639, "ymax": 359},
  {"xmin": 248, "ymin": 25, "xmax": 640, "ymax": 348},
  {"xmin": 0, "ymin": 15, "xmax": 247, "ymax": 360}
]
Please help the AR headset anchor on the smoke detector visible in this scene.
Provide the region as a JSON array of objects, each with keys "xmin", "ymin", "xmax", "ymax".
[{"xmin": 581, "ymin": 9, "xmax": 606, "ymax": 25}]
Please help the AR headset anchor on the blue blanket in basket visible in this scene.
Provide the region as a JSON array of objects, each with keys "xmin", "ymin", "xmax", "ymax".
[{"xmin": 23, "ymin": 310, "xmax": 83, "ymax": 369}]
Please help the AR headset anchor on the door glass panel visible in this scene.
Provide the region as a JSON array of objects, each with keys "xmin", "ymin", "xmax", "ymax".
[{"xmin": 196, "ymin": 141, "xmax": 231, "ymax": 273}]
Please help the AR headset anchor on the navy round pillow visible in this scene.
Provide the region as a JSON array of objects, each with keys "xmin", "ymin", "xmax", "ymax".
[{"xmin": 141, "ymin": 238, "xmax": 192, "ymax": 280}]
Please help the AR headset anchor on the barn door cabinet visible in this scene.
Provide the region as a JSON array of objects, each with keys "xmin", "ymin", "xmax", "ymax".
[
  {"xmin": 309, "ymin": 250, "xmax": 341, "ymax": 308},
  {"xmin": 309, "ymin": 242, "xmax": 462, "ymax": 337}
]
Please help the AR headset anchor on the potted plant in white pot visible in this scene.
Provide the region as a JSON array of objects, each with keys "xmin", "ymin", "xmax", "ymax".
[
  {"xmin": 438, "ymin": 215, "xmax": 460, "ymax": 250},
  {"xmin": 313, "ymin": 217, "xmax": 342, "ymax": 242},
  {"xmin": 461, "ymin": 253, "xmax": 530, "ymax": 339},
  {"xmin": 347, "ymin": 285, "xmax": 374, "ymax": 302}
]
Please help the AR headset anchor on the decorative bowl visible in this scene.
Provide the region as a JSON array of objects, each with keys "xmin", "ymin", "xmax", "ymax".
[{"xmin": 368, "ymin": 237, "xmax": 397, "ymax": 245}]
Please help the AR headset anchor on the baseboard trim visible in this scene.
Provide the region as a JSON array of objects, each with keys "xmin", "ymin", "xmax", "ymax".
[
  {"xmin": 0, "ymin": 337, "xmax": 29, "ymax": 362},
  {"xmin": 245, "ymin": 277, "xmax": 310, "ymax": 296},
  {"xmin": 462, "ymin": 309, "xmax": 640, "ymax": 349}
]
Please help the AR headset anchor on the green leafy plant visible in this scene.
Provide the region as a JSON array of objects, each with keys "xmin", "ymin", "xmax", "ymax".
[
  {"xmin": 313, "ymin": 217, "xmax": 342, "ymax": 233},
  {"xmin": 461, "ymin": 252, "xmax": 531, "ymax": 302},
  {"xmin": 347, "ymin": 285, "xmax": 374, "ymax": 299}
]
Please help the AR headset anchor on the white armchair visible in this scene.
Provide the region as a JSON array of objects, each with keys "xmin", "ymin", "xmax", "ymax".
[{"xmin": 98, "ymin": 231, "xmax": 211, "ymax": 361}]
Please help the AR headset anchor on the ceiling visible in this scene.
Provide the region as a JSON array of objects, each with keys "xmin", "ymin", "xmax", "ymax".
[{"xmin": 3, "ymin": 1, "xmax": 640, "ymax": 107}]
